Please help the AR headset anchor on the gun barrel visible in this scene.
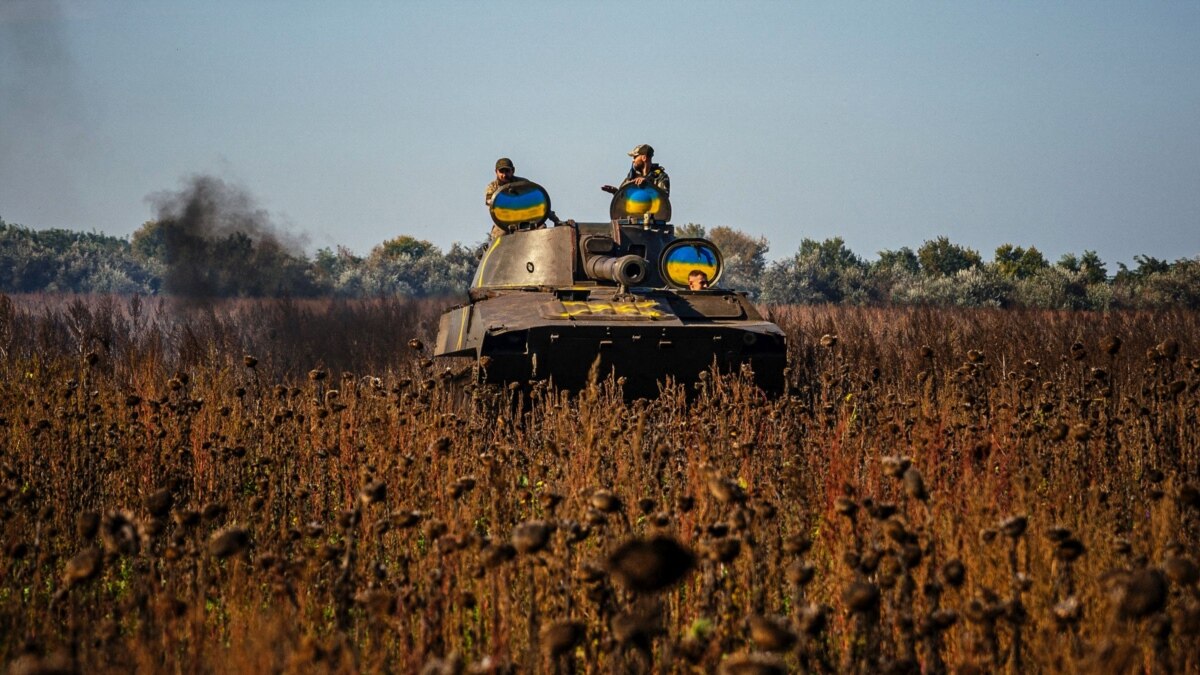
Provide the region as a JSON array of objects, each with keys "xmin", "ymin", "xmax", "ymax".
[{"xmin": 584, "ymin": 254, "xmax": 648, "ymax": 286}]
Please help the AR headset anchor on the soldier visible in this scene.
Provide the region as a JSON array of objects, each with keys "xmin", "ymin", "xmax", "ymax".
[
  {"xmin": 687, "ymin": 269, "xmax": 709, "ymax": 290},
  {"xmin": 485, "ymin": 157, "xmax": 525, "ymax": 207},
  {"xmin": 602, "ymin": 144, "xmax": 670, "ymax": 196},
  {"xmin": 486, "ymin": 157, "xmax": 560, "ymax": 239}
]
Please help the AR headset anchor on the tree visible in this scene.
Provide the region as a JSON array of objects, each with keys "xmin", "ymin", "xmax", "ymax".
[
  {"xmin": 2, "ymin": 218, "xmax": 157, "ymax": 294},
  {"xmin": 131, "ymin": 220, "xmax": 168, "ymax": 261},
  {"xmin": 798, "ymin": 237, "xmax": 863, "ymax": 273},
  {"xmin": 312, "ymin": 246, "xmax": 362, "ymax": 294},
  {"xmin": 874, "ymin": 247, "xmax": 921, "ymax": 275},
  {"xmin": 917, "ymin": 237, "xmax": 982, "ymax": 276},
  {"xmin": 705, "ymin": 226, "xmax": 768, "ymax": 295},
  {"xmin": 867, "ymin": 247, "xmax": 921, "ymax": 301},
  {"xmin": 378, "ymin": 235, "xmax": 436, "ymax": 260},
  {"xmin": 357, "ymin": 236, "xmax": 481, "ymax": 297},
  {"xmin": 1140, "ymin": 258, "xmax": 1200, "ymax": 309},
  {"xmin": 994, "ymin": 244, "xmax": 1049, "ymax": 280},
  {"xmin": 668, "ymin": 224, "xmax": 768, "ymax": 295},
  {"xmin": 1114, "ymin": 254, "xmax": 1164, "ymax": 282},
  {"xmin": 1010, "ymin": 265, "xmax": 1093, "ymax": 310},
  {"xmin": 1057, "ymin": 250, "xmax": 1108, "ymax": 284},
  {"xmin": 760, "ymin": 237, "xmax": 868, "ymax": 304}
]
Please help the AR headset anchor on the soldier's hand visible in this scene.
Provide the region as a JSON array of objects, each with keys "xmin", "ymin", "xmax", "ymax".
[
  {"xmin": 632, "ymin": 177, "xmax": 646, "ymax": 186},
  {"xmin": 601, "ymin": 185, "xmax": 617, "ymax": 194}
]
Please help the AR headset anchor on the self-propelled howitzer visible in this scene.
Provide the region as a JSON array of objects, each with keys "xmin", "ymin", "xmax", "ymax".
[{"xmin": 434, "ymin": 181, "xmax": 786, "ymax": 397}]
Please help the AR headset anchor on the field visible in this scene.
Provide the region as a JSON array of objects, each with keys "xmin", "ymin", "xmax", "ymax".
[{"xmin": 1, "ymin": 294, "xmax": 1197, "ymax": 674}]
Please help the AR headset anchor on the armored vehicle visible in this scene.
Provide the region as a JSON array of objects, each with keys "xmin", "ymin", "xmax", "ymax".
[{"xmin": 433, "ymin": 181, "xmax": 786, "ymax": 397}]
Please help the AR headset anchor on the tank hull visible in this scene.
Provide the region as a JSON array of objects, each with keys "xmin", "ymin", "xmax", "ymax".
[
  {"xmin": 436, "ymin": 288, "xmax": 786, "ymax": 397},
  {"xmin": 488, "ymin": 323, "xmax": 785, "ymax": 397}
]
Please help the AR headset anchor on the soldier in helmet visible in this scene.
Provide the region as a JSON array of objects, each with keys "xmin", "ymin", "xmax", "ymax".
[
  {"xmin": 486, "ymin": 157, "xmax": 559, "ymax": 239},
  {"xmin": 602, "ymin": 144, "xmax": 670, "ymax": 196}
]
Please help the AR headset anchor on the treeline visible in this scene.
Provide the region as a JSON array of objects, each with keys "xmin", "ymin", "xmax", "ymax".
[
  {"xmin": 3, "ymin": 215, "xmax": 1198, "ymax": 309},
  {"xmin": 687, "ymin": 224, "xmax": 1200, "ymax": 310},
  {"xmin": 0, "ymin": 216, "xmax": 483, "ymax": 299}
]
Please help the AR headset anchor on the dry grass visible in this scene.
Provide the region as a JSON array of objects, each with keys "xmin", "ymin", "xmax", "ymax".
[{"xmin": 0, "ymin": 295, "xmax": 1197, "ymax": 674}]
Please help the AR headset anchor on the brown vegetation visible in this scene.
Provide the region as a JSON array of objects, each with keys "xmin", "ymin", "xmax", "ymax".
[{"xmin": 1, "ymin": 294, "xmax": 1197, "ymax": 673}]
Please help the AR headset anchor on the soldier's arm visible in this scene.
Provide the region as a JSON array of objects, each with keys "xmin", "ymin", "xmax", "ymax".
[{"xmin": 654, "ymin": 171, "xmax": 670, "ymax": 195}]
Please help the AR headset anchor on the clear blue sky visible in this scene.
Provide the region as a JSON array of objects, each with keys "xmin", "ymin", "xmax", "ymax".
[{"xmin": 2, "ymin": 0, "xmax": 1198, "ymax": 268}]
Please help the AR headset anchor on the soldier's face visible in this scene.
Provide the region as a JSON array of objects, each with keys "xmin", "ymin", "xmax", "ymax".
[
  {"xmin": 633, "ymin": 154, "xmax": 648, "ymax": 170},
  {"xmin": 496, "ymin": 167, "xmax": 514, "ymax": 182}
]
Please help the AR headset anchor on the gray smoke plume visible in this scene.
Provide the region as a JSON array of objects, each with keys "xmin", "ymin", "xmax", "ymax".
[
  {"xmin": 146, "ymin": 175, "xmax": 313, "ymax": 299},
  {"xmin": 0, "ymin": 0, "xmax": 89, "ymax": 223}
]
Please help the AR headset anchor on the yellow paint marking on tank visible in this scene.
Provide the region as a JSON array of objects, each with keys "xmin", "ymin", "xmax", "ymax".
[
  {"xmin": 455, "ymin": 306, "xmax": 469, "ymax": 351},
  {"xmin": 472, "ymin": 237, "xmax": 504, "ymax": 287},
  {"xmin": 558, "ymin": 299, "xmax": 665, "ymax": 318},
  {"xmin": 614, "ymin": 301, "xmax": 662, "ymax": 316},
  {"xmin": 560, "ymin": 301, "xmax": 595, "ymax": 316}
]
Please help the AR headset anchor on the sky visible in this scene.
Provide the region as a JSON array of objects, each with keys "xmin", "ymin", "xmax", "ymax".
[{"xmin": 2, "ymin": 0, "xmax": 1198, "ymax": 268}]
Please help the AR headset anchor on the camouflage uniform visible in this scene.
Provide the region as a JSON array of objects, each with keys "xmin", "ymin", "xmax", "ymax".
[
  {"xmin": 619, "ymin": 163, "xmax": 670, "ymax": 195},
  {"xmin": 484, "ymin": 176, "xmax": 527, "ymax": 206}
]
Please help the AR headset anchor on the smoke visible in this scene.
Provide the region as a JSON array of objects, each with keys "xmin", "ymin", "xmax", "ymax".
[
  {"xmin": 146, "ymin": 175, "xmax": 313, "ymax": 299},
  {"xmin": 0, "ymin": 0, "xmax": 90, "ymax": 223}
]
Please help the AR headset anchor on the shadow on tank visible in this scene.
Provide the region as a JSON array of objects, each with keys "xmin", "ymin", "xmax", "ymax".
[{"xmin": 434, "ymin": 181, "xmax": 786, "ymax": 398}]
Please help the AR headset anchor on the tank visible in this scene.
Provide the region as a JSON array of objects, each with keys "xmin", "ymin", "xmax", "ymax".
[{"xmin": 434, "ymin": 180, "xmax": 786, "ymax": 397}]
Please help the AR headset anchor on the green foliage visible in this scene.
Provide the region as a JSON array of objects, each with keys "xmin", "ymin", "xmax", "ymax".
[
  {"xmin": 346, "ymin": 239, "xmax": 481, "ymax": 297},
  {"xmin": 672, "ymin": 224, "xmax": 769, "ymax": 296},
  {"xmin": 918, "ymin": 237, "xmax": 982, "ymax": 276},
  {"xmin": 130, "ymin": 220, "xmax": 168, "ymax": 261},
  {"xmin": 1, "ymin": 217, "xmax": 158, "ymax": 294},
  {"xmin": 760, "ymin": 237, "xmax": 869, "ymax": 304},
  {"xmin": 891, "ymin": 266, "xmax": 1013, "ymax": 308},
  {"xmin": 4, "ymin": 214, "xmax": 1197, "ymax": 310},
  {"xmin": 704, "ymin": 226, "xmax": 768, "ymax": 296},
  {"xmin": 5, "ymin": 215, "xmax": 482, "ymax": 299},
  {"xmin": 994, "ymin": 244, "xmax": 1049, "ymax": 280},
  {"xmin": 1113, "ymin": 257, "xmax": 1200, "ymax": 309},
  {"xmin": 759, "ymin": 237, "xmax": 1121, "ymax": 310},
  {"xmin": 874, "ymin": 247, "xmax": 920, "ymax": 275},
  {"xmin": 378, "ymin": 235, "xmax": 436, "ymax": 259},
  {"xmin": 1057, "ymin": 250, "xmax": 1108, "ymax": 284},
  {"xmin": 863, "ymin": 248, "xmax": 920, "ymax": 302},
  {"xmin": 1114, "ymin": 254, "xmax": 1169, "ymax": 283},
  {"xmin": 798, "ymin": 237, "xmax": 864, "ymax": 273},
  {"xmin": 1009, "ymin": 266, "xmax": 1093, "ymax": 310}
]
